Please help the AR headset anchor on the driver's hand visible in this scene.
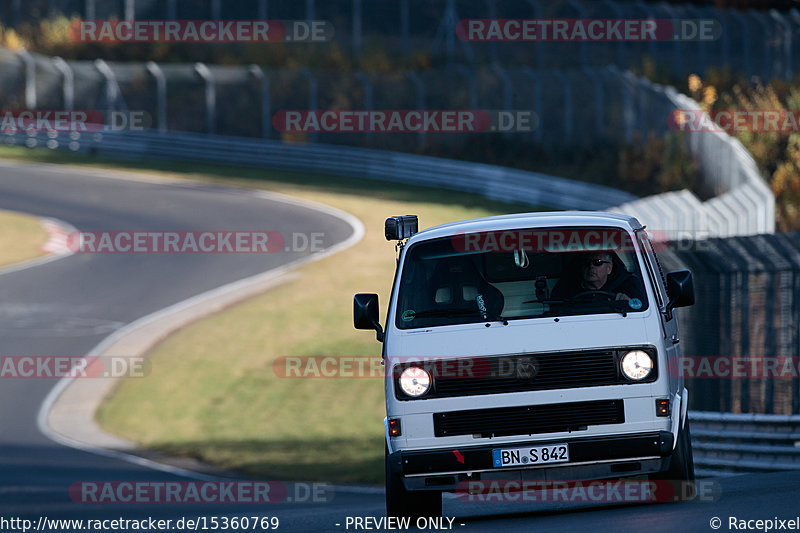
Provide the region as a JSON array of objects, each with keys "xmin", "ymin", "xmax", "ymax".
[{"xmin": 615, "ymin": 293, "xmax": 631, "ymax": 301}]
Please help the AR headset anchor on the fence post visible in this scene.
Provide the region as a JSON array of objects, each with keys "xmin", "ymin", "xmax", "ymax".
[
  {"xmin": 553, "ymin": 71, "xmax": 573, "ymax": 141},
  {"xmin": 146, "ymin": 61, "xmax": 167, "ymax": 133},
  {"xmin": 124, "ymin": 0, "xmax": 135, "ymax": 20},
  {"xmin": 401, "ymin": 0, "xmax": 409, "ymax": 55},
  {"xmin": 352, "ymin": 0, "xmax": 362, "ymax": 59},
  {"xmin": 249, "ymin": 66, "xmax": 270, "ymax": 139},
  {"xmin": 490, "ymin": 63, "xmax": 513, "ymax": 138},
  {"xmin": 520, "ymin": 67, "xmax": 543, "ymax": 143},
  {"xmin": 52, "ymin": 57, "xmax": 74, "ymax": 112},
  {"xmin": 770, "ymin": 10, "xmax": 792, "ymax": 80},
  {"xmin": 406, "ymin": 71, "xmax": 426, "ymax": 148},
  {"xmin": 17, "ymin": 50, "xmax": 37, "ymax": 110},
  {"xmin": 730, "ymin": 11, "xmax": 752, "ymax": 79},
  {"xmin": 306, "ymin": 0, "xmax": 314, "ymax": 23},
  {"xmin": 600, "ymin": 0, "xmax": 625, "ymax": 69},
  {"xmin": 299, "ymin": 68, "xmax": 318, "ymax": 142},
  {"xmin": 194, "ymin": 63, "xmax": 216, "ymax": 135},
  {"xmin": 85, "ymin": 0, "xmax": 95, "ymax": 20},
  {"xmin": 95, "ymin": 59, "xmax": 126, "ymax": 113},
  {"xmin": 455, "ymin": 65, "xmax": 478, "ymax": 109},
  {"xmin": 258, "ymin": 0, "xmax": 267, "ymax": 19},
  {"xmin": 167, "ymin": 0, "xmax": 176, "ymax": 20},
  {"xmin": 355, "ymin": 71, "xmax": 373, "ymax": 141}
]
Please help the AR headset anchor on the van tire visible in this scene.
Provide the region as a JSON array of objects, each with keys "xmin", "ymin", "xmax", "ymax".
[
  {"xmin": 385, "ymin": 450, "xmax": 442, "ymax": 518},
  {"xmin": 651, "ymin": 418, "xmax": 696, "ymax": 502}
]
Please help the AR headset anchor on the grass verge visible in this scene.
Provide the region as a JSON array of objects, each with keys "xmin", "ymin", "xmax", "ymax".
[
  {"xmin": 0, "ymin": 146, "xmax": 537, "ymax": 485},
  {"xmin": 0, "ymin": 208, "xmax": 49, "ymax": 268}
]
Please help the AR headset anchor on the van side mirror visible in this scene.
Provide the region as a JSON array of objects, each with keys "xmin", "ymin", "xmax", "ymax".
[
  {"xmin": 666, "ymin": 270, "xmax": 694, "ymax": 312},
  {"xmin": 354, "ymin": 293, "xmax": 384, "ymax": 342}
]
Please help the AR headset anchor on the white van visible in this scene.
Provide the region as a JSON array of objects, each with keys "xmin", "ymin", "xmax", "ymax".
[{"xmin": 354, "ymin": 212, "xmax": 695, "ymax": 517}]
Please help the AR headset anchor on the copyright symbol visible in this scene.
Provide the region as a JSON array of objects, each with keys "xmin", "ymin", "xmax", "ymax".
[{"xmin": 710, "ymin": 517, "xmax": 722, "ymax": 529}]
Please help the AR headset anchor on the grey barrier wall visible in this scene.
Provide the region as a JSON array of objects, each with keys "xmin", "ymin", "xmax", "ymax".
[
  {"xmin": 0, "ymin": 47, "xmax": 776, "ymax": 236},
  {"xmin": 610, "ymin": 73, "xmax": 775, "ymax": 238},
  {"xmin": 2, "ymin": 0, "xmax": 799, "ymax": 82},
  {"xmin": 1, "ymin": 128, "xmax": 636, "ymax": 210}
]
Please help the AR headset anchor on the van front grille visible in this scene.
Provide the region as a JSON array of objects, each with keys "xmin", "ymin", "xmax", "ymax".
[{"xmin": 433, "ymin": 399, "xmax": 625, "ymax": 438}]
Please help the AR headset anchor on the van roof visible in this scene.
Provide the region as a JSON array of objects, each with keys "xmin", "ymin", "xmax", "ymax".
[{"xmin": 408, "ymin": 211, "xmax": 643, "ymax": 244}]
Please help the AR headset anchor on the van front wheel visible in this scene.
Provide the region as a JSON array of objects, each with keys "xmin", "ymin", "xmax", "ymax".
[
  {"xmin": 385, "ymin": 451, "xmax": 442, "ymax": 518},
  {"xmin": 651, "ymin": 419, "xmax": 696, "ymax": 502}
]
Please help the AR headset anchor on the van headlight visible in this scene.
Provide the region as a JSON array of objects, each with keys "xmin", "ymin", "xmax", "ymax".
[
  {"xmin": 398, "ymin": 366, "xmax": 432, "ymax": 397},
  {"xmin": 620, "ymin": 350, "xmax": 654, "ymax": 381}
]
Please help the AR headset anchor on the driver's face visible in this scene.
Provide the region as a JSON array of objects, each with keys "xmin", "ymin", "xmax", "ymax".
[{"xmin": 582, "ymin": 253, "xmax": 613, "ymax": 289}]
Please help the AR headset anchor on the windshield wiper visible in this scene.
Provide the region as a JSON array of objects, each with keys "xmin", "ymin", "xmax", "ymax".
[
  {"xmin": 523, "ymin": 297, "xmax": 629, "ymax": 317},
  {"xmin": 407, "ymin": 308, "xmax": 481, "ymax": 318},
  {"xmin": 408, "ymin": 308, "xmax": 508, "ymax": 324}
]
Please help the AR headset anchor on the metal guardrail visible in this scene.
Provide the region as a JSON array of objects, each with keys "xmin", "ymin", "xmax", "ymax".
[
  {"xmin": 690, "ymin": 411, "xmax": 800, "ymax": 476},
  {"xmin": 4, "ymin": 129, "xmax": 637, "ymax": 211}
]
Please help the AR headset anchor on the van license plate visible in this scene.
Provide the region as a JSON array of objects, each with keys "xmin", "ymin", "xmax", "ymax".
[{"xmin": 492, "ymin": 444, "xmax": 569, "ymax": 468}]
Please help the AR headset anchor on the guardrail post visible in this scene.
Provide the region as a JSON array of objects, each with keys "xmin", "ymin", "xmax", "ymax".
[
  {"xmin": 146, "ymin": 61, "xmax": 167, "ymax": 133},
  {"xmin": 52, "ymin": 58, "xmax": 75, "ymax": 112},
  {"xmin": 194, "ymin": 63, "xmax": 216, "ymax": 135},
  {"xmin": 17, "ymin": 50, "xmax": 37, "ymax": 110},
  {"xmin": 249, "ymin": 66, "xmax": 270, "ymax": 138}
]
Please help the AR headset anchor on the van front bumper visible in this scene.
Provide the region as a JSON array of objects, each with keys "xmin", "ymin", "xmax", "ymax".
[{"xmin": 389, "ymin": 431, "xmax": 673, "ymax": 492}]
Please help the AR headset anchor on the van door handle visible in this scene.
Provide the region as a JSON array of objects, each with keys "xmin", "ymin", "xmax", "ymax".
[{"xmin": 671, "ymin": 334, "xmax": 680, "ymax": 344}]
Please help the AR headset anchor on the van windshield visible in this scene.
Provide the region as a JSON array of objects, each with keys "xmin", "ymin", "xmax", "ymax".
[{"xmin": 395, "ymin": 226, "xmax": 649, "ymax": 329}]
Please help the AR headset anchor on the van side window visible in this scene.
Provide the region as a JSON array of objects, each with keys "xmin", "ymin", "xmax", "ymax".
[{"xmin": 637, "ymin": 233, "xmax": 668, "ymax": 310}]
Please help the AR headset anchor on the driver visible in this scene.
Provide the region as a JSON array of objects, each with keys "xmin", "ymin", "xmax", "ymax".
[{"xmin": 551, "ymin": 252, "xmax": 643, "ymax": 302}]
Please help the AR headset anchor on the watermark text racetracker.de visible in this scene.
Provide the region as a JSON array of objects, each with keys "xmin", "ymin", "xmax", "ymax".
[
  {"xmin": 70, "ymin": 480, "xmax": 331, "ymax": 504},
  {"xmin": 1, "ymin": 110, "xmax": 151, "ymax": 133},
  {"xmin": 0, "ymin": 356, "xmax": 147, "ymax": 379},
  {"xmin": 67, "ymin": 231, "xmax": 326, "ymax": 254},
  {"xmin": 458, "ymin": 479, "xmax": 720, "ymax": 504},
  {"xmin": 69, "ymin": 19, "xmax": 333, "ymax": 43},
  {"xmin": 457, "ymin": 18, "xmax": 721, "ymax": 42},
  {"xmin": 273, "ymin": 110, "xmax": 537, "ymax": 133}
]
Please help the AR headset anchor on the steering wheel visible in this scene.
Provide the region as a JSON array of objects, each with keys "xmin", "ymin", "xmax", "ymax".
[{"xmin": 573, "ymin": 290, "xmax": 618, "ymax": 300}]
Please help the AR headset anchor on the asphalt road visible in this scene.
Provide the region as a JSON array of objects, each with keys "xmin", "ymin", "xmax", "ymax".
[{"xmin": 0, "ymin": 160, "xmax": 797, "ymax": 533}]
